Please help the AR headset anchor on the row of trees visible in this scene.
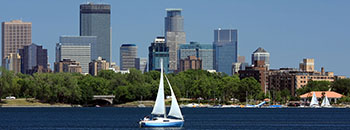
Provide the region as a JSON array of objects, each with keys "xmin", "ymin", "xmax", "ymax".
[
  {"xmin": 0, "ymin": 68, "xmax": 263, "ymax": 105},
  {"xmin": 2, "ymin": 67, "xmax": 350, "ymax": 105}
]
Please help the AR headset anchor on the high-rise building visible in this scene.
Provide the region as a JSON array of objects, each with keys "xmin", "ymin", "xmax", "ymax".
[
  {"xmin": 89, "ymin": 56, "xmax": 110, "ymax": 76},
  {"xmin": 80, "ymin": 3, "xmax": 111, "ymax": 62},
  {"xmin": 56, "ymin": 36, "xmax": 96, "ymax": 73},
  {"xmin": 299, "ymin": 58, "xmax": 314, "ymax": 72},
  {"xmin": 178, "ymin": 42, "xmax": 214, "ymax": 70},
  {"xmin": 135, "ymin": 58, "xmax": 147, "ymax": 73},
  {"xmin": 252, "ymin": 47, "xmax": 270, "ymax": 69},
  {"xmin": 213, "ymin": 29, "xmax": 238, "ymax": 75},
  {"xmin": 19, "ymin": 43, "xmax": 48, "ymax": 74},
  {"xmin": 1, "ymin": 20, "xmax": 32, "ymax": 66},
  {"xmin": 148, "ymin": 36, "xmax": 169, "ymax": 73},
  {"xmin": 4, "ymin": 53, "xmax": 21, "ymax": 73},
  {"xmin": 54, "ymin": 59, "xmax": 82, "ymax": 73},
  {"xmin": 165, "ymin": 8, "xmax": 186, "ymax": 72},
  {"xmin": 120, "ymin": 44, "xmax": 137, "ymax": 70},
  {"xmin": 179, "ymin": 56, "xmax": 202, "ymax": 72}
]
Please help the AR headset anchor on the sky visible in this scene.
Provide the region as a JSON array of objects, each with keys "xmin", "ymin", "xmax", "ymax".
[{"xmin": 1, "ymin": 0, "xmax": 349, "ymax": 77}]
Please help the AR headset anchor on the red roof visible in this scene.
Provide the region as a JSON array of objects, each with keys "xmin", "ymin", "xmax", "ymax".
[{"xmin": 300, "ymin": 91, "xmax": 344, "ymax": 99}]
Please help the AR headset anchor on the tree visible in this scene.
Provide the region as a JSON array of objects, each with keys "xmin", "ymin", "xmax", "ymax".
[
  {"xmin": 332, "ymin": 79, "xmax": 350, "ymax": 96},
  {"xmin": 237, "ymin": 77, "xmax": 262, "ymax": 102},
  {"xmin": 296, "ymin": 81, "xmax": 331, "ymax": 96},
  {"xmin": 0, "ymin": 67, "xmax": 16, "ymax": 101}
]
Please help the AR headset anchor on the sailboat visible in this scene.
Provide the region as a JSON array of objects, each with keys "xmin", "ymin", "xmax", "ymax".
[
  {"xmin": 321, "ymin": 95, "xmax": 332, "ymax": 108},
  {"xmin": 309, "ymin": 92, "xmax": 320, "ymax": 108},
  {"xmin": 139, "ymin": 59, "xmax": 184, "ymax": 127}
]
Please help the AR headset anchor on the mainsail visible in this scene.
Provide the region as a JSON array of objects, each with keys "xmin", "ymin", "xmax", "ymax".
[
  {"xmin": 151, "ymin": 59, "xmax": 166, "ymax": 116},
  {"xmin": 310, "ymin": 92, "xmax": 319, "ymax": 107},
  {"xmin": 165, "ymin": 74, "xmax": 184, "ymax": 120},
  {"xmin": 321, "ymin": 95, "xmax": 331, "ymax": 107}
]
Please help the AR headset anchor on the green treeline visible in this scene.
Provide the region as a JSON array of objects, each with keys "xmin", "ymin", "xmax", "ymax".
[
  {"xmin": 0, "ymin": 68, "xmax": 263, "ymax": 105},
  {"xmin": 1, "ymin": 67, "xmax": 350, "ymax": 105}
]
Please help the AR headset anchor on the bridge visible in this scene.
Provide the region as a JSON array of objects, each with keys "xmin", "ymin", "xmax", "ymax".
[{"xmin": 93, "ymin": 95, "xmax": 115, "ymax": 105}]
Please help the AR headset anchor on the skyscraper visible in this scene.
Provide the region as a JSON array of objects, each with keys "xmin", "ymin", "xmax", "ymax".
[
  {"xmin": 80, "ymin": 3, "xmax": 111, "ymax": 62},
  {"xmin": 178, "ymin": 42, "xmax": 214, "ymax": 70},
  {"xmin": 56, "ymin": 36, "xmax": 96, "ymax": 73},
  {"xmin": 135, "ymin": 58, "xmax": 147, "ymax": 73},
  {"xmin": 120, "ymin": 44, "xmax": 137, "ymax": 70},
  {"xmin": 4, "ymin": 53, "xmax": 21, "ymax": 74},
  {"xmin": 299, "ymin": 58, "xmax": 314, "ymax": 72},
  {"xmin": 251, "ymin": 47, "xmax": 270, "ymax": 69},
  {"xmin": 148, "ymin": 36, "xmax": 169, "ymax": 73},
  {"xmin": 213, "ymin": 29, "xmax": 238, "ymax": 75},
  {"xmin": 1, "ymin": 20, "xmax": 32, "ymax": 66},
  {"xmin": 165, "ymin": 8, "xmax": 186, "ymax": 72},
  {"xmin": 19, "ymin": 43, "xmax": 48, "ymax": 74}
]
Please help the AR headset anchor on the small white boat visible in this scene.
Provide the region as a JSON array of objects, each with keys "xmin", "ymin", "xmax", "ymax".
[
  {"xmin": 321, "ymin": 95, "xmax": 332, "ymax": 108},
  {"xmin": 139, "ymin": 59, "xmax": 184, "ymax": 127},
  {"xmin": 310, "ymin": 92, "xmax": 320, "ymax": 108}
]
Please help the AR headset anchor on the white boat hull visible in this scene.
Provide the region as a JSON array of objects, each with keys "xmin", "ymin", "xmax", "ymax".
[{"xmin": 139, "ymin": 118, "xmax": 184, "ymax": 127}]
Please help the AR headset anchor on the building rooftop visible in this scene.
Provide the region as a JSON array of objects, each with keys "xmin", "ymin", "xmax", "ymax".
[
  {"xmin": 300, "ymin": 91, "xmax": 344, "ymax": 99},
  {"xmin": 166, "ymin": 8, "xmax": 182, "ymax": 11},
  {"xmin": 253, "ymin": 47, "xmax": 268, "ymax": 53},
  {"xmin": 121, "ymin": 44, "xmax": 136, "ymax": 47}
]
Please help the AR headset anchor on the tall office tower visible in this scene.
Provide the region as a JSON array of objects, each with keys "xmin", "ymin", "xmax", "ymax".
[
  {"xmin": 135, "ymin": 58, "xmax": 147, "ymax": 73},
  {"xmin": 56, "ymin": 36, "xmax": 96, "ymax": 73},
  {"xmin": 4, "ymin": 53, "xmax": 21, "ymax": 73},
  {"xmin": 148, "ymin": 36, "xmax": 169, "ymax": 73},
  {"xmin": 299, "ymin": 58, "xmax": 314, "ymax": 72},
  {"xmin": 251, "ymin": 47, "xmax": 270, "ymax": 69},
  {"xmin": 89, "ymin": 56, "xmax": 110, "ymax": 76},
  {"xmin": 1, "ymin": 20, "xmax": 32, "ymax": 66},
  {"xmin": 120, "ymin": 44, "xmax": 137, "ymax": 70},
  {"xmin": 80, "ymin": 3, "xmax": 111, "ymax": 62},
  {"xmin": 213, "ymin": 29, "xmax": 238, "ymax": 75},
  {"xmin": 19, "ymin": 43, "xmax": 48, "ymax": 74},
  {"xmin": 178, "ymin": 42, "xmax": 214, "ymax": 70},
  {"xmin": 165, "ymin": 8, "xmax": 186, "ymax": 72}
]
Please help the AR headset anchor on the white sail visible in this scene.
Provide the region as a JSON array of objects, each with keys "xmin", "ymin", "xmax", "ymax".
[
  {"xmin": 310, "ymin": 92, "xmax": 319, "ymax": 107},
  {"xmin": 151, "ymin": 59, "xmax": 166, "ymax": 116},
  {"xmin": 164, "ymin": 74, "xmax": 183, "ymax": 120},
  {"xmin": 321, "ymin": 95, "xmax": 331, "ymax": 107}
]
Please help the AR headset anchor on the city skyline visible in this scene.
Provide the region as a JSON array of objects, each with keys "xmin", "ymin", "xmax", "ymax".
[{"xmin": 0, "ymin": 0, "xmax": 349, "ymax": 76}]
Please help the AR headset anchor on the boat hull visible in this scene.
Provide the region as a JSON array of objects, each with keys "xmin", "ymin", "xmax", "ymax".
[{"xmin": 139, "ymin": 118, "xmax": 184, "ymax": 127}]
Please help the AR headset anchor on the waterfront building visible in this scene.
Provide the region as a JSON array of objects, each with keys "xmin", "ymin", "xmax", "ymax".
[
  {"xmin": 56, "ymin": 36, "xmax": 96, "ymax": 73},
  {"xmin": 89, "ymin": 56, "xmax": 110, "ymax": 76},
  {"xmin": 300, "ymin": 91, "xmax": 344, "ymax": 103},
  {"xmin": 1, "ymin": 20, "xmax": 32, "ymax": 66},
  {"xmin": 179, "ymin": 56, "xmax": 202, "ymax": 72},
  {"xmin": 18, "ymin": 43, "xmax": 49, "ymax": 74},
  {"xmin": 120, "ymin": 44, "xmax": 137, "ymax": 70},
  {"xmin": 252, "ymin": 47, "xmax": 270, "ymax": 69},
  {"xmin": 239, "ymin": 60, "xmax": 269, "ymax": 93},
  {"xmin": 4, "ymin": 53, "xmax": 21, "ymax": 73},
  {"xmin": 135, "ymin": 58, "xmax": 147, "ymax": 73},
  {"xmin": 178, "ymin": 42, "xmax": 214, "ymax": 70},
  {"xmin": 213, "ymin": 29, "xmax": 238, "ymax": 75},
  {"xmin": 165, "ymin": 8, "xmax": 186, "ymax": 72},
  {"xmin": 299, "ymin": 58, "xmax": 314, "ymax": 72},
  {"xmin": 148, "ymin": 36, "xmax": 169, "ymax": 73},
  {"xmin": 80, "ymin": 3, "xmax": 111, "ymax": 62},
  {"xmin": 54, "ymin": 59, "xmax": 82, "ymax": 73}
]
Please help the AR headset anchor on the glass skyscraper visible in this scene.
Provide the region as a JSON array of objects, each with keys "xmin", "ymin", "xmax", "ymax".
[
  {"xmin": 56, "ymin": 36, "xmax": 97, "ymax": 73},
  {"xmin": 120, "ymin": 44, "xmax": 137, "ymax": 70},
  {"xmin": 252, "ymin": 47, "xmax": 270, "ymax": 69},
  {"xmin": 148, "ymin": 37, "xmax": 169, "ymax": 73},
  {"xmin": 178, "ymin": 42, "xmax": 214, "ymax": 70},
  {"xmin": 80, "ymin": 3, "xmax": 111, "ymax": 62},
  {"xmin": 165, "ymin": 8, "xmax": 186, "ymax": 72},
  {"xmin": 19, "ymin": 43, "xmax": 48, "ymax": 74},
  {"xmin": 213, "ymin": 29, "xmax": 238, "ymax": 75}
]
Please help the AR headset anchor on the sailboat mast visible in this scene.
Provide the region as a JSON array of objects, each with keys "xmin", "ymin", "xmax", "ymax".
[{"xmin": 161, "ymin": 58, "xmax": 167, "ymax": 119}]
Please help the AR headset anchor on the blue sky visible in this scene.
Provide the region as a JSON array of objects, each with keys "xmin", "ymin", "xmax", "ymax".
[{"xmin": 1, "ymin": 0, "xmax": 349, "ymax": 77}]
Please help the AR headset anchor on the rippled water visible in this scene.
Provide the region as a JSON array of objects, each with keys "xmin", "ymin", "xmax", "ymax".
[{"xmin": 0, "ymin": 107, "xmax": 350, "ymax": 129}]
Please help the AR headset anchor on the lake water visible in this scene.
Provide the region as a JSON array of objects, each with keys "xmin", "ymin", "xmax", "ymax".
[{"xmin": 1, "ymin": 107, "xmax": 350, "ymax": 129}]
